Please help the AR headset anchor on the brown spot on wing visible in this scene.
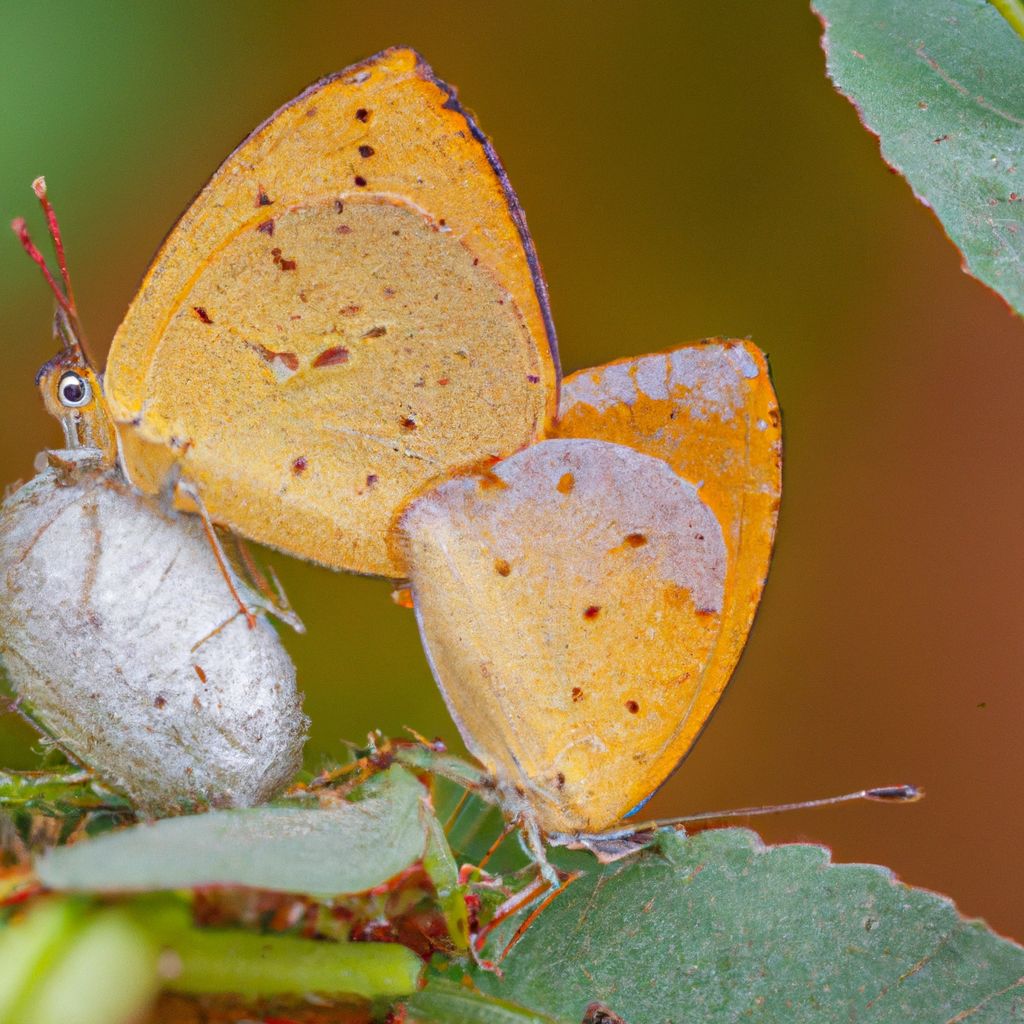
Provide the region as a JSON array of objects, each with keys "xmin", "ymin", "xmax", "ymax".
[
  {"xmin": 292, "ymin": 456, "xmax": 308, "ymax": 476},
  {"xmin": 193, "ymin": 306, "xmax": 213, "ymax": 324},
  {"xmin": 362, "ymin": 325, "xmax": 387, "ymax": 338},
  {"xmin": 251, "ymin": 344, "xmax": 299, "ymax": 372},
  {"xmin": 494, "ymin": 558, "xmax": 511, "ymax": 577},
  {"xmin": 313, "ymin": 346, "xmax": 350, "ymax": 368},
  {"xmin": 270, "ymin": 247, "xmax": 297, "ymax": 271}
]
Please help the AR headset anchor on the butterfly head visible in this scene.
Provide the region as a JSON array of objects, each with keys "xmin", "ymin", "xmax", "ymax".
[{"xmin": 35, "ymin": 311, "xmax": 117, "ymax": 462}]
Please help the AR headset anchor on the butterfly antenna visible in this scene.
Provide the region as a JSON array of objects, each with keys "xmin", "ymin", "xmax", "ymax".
[
  {"xmin": 11, "ymin": 177, "xmax": 93, "ymax": 362},
  {"xmin": 645, "ymin": 783, "xmax": 922, "ymax": 830},
  {"xmin": 33, "ymin": 178, "xmax": 78, "ymax": 313}
]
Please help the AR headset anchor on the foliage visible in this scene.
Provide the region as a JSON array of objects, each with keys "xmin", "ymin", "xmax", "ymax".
[
  {"xmin": 37, "ymin": 766, "xmax": 426, "ymax": 897},
  {"xmin": 3, "ymin": 758, "xmax": 1023, "ymax": 1023},
  {"xmin": 814, "ymin": 0, "xmax": 1024, "ymax": 315},
  {"xmin": 424, "ymin": 829, "xmax": 1024, "ymax": 1023}
]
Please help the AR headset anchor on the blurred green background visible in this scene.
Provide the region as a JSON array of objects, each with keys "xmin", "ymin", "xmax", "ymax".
[{"xmin": 2, "ymin": 2, "xmax": 1021, "ymax": 938}]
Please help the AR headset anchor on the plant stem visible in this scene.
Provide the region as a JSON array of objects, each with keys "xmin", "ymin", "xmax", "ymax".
[{"xmin": 166, "ymin": 928, "xmax": 422, "ymax": 999}]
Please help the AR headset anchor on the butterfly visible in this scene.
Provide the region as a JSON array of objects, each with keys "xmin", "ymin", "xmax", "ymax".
[
  {"xmin": 5, "ymin": 45, "xmax": 559, "ymax": 808},
  {"xmin": 97, "ymin": 47, "xmax": 558, "ymax": 579},
  {"xmin": 398, "ymin": 340, "xmax": 781, "ymax": 861}
]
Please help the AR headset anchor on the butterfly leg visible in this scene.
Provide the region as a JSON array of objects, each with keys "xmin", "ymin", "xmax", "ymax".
[
  {"xmin": 468, "ymin": 872, "xmax": 551, "ymax": 974},
  {"xmin": 517, "ymin": 814, "xmax": 560, "ymax": 887},
  {"xmin": 172, "ymin": 478, "xmax": 257, "ymax": 629},
  {"xmin": 229, "ymin": 534, "xmax": 305, "ymax": 633},
  {"xmin": 494, "ymin": 870, "xmax": 581, "ymax": 965}
]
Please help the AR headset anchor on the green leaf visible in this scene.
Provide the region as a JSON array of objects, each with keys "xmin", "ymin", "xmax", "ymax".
[
  {"xmin": 406, "ymin": 977, "xmax": 563, "ymax": 1024},
  {"xmin": 0, "ymin": 899, "xmax": 87, "ymax": 1021},
  {"xmin": 37, "ymin": 765, "xmax": 426, "ymax": 896},
  {"xmin": 814, "ymin": 0, "xmax": 1024, "ymax": 314},
  {"xmin": 462, "ymin": 829, "xmax": 1024, "ymax": 1024},
  {"xmin": 990, "ymin": 0, "xmax": 1024, "ymax": 42}
]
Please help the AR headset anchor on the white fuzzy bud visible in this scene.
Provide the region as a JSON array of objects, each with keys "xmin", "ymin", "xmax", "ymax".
[{"xmin": 0, "ymin": 457, "xmax": 307, "ymax": 813}]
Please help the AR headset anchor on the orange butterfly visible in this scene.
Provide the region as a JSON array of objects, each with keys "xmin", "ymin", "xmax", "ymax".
[
  {"xmin": 98, "ymin": 48, "xmax": 558, "ymax": 579},
  {"xmin": 399, "ymin": 340, "xmax": 782, "ymax": 859}
]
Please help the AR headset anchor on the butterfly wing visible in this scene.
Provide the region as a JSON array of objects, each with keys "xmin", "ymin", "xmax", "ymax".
[
  {"xmin": 105, "ymin": 48, "xmax": 558, "ymax": 577},
  {"xmin": 399, "ymin": 437, "xmax": 728, "ymax": 836},
  {"xmin": 553, "ymin": 339, "xmax": 783, "ymax": 795}
]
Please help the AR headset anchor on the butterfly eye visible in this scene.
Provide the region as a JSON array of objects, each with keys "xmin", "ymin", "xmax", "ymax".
[{"xmin": 57, "ymin": 371, "xmax": 92, "ymax": 408}]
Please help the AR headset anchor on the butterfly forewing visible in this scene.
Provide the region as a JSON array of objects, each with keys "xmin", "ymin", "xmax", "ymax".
[{"xmin": 105, "ymin": 47, "xmax": 558, "ymax": 577}]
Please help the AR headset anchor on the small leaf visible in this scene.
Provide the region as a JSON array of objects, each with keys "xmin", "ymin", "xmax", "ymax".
[
  {"xmin": 37, "ymin": 766, "xmax": 425, "ymax": 896},
  {"xmin": 406, "ymin": 977, "xmax": 563, "ymax": 1024},
  {"xmin": 468, "ymin": 829, "xmax": 1024, "ymax": 1024},
  {"xmin": 814, "ymin": 0, "xmax": 1024, "ymax": 314}
]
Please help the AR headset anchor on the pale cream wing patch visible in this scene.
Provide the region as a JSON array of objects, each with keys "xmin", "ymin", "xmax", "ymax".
[{"xmin": 399, "ymin": 437, "xmax": 727, "ymax": 835}]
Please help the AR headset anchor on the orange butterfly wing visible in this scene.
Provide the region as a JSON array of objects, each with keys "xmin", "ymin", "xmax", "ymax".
[
  {"xmin": 400, "ymin": 341, "xmax": 780, "ymax": 836},
  {"xmin": 553, "ymin": 340, "xmax": 782, "ymax": 786},
  {"xmin": 105, "ymin": 48, "xmax": 558, "ymax": 577},
  {"xmin": 399, "ymin": 437, "xmax": 728, "ymax": 835}
]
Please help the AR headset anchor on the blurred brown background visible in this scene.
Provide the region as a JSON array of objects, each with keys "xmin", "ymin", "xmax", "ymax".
[{"xmin": 2, "ymin": 3, "xmax": 1021, "ymax": 938}]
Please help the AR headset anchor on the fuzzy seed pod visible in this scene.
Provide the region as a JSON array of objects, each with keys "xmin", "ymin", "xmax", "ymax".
[{"xmin": 0, "ymin": 452, "xmax": 307, "ymax": 813}]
